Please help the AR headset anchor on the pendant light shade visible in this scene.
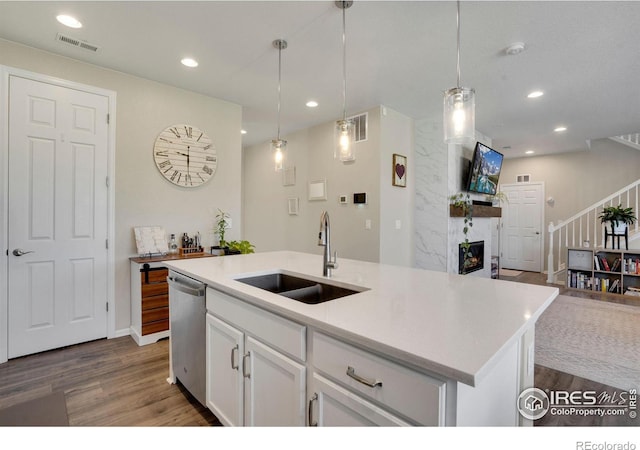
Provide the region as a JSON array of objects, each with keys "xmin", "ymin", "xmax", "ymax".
[
  {"xmin": 335, "ymin": 1, "xmax": 355, "ymax": 162},
  {"xmin": 444, "ymin": 0, "xmax": 475, "ymax": 144},
  {"xmin": 271, "ymin": 39, "xmax": 287, "ymax": 171},
  {"xmin": 444, "ymin": 87, "xmax": 475, "ymax": 144}
]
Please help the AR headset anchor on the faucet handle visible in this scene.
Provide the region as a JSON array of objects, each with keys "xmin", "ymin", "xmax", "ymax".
[{"xmin": 330, "ymin": 251, "xmax": 339, "ymax": 269}]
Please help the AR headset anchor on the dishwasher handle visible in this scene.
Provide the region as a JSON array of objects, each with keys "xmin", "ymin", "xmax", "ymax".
[{"xmin": 167, "ymin": 275, "xmax": 206, "ymax": 297}]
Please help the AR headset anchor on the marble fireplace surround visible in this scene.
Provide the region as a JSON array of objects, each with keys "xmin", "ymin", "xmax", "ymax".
[{"xmin": 414, "ymin": 118, "xmax": 493, "ymax": 278}]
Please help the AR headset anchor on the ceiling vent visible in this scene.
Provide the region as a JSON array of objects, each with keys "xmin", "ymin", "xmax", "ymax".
[
  {"xmin": 349, "ymin": 112, "xmax": 367, "ymax": 142},
  {"xmin": 56, "ymin": 33, "xmax": 100, "ymax": 52}
]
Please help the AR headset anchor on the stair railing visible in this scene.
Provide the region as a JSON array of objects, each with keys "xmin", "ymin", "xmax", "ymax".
[{"xmin": 546, "ymin": 179, "xmax": 639, "ymax": 283}]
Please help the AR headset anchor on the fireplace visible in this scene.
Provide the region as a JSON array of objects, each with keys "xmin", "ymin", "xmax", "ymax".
[{"xmin": 459, "ymin": 240, "xmax": 484, "ymax": 274}]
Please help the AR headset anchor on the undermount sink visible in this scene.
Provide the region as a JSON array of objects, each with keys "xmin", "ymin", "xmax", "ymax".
[{"xmin": 235, "ymin": 272, "xmax": 367, "ymax": 304}]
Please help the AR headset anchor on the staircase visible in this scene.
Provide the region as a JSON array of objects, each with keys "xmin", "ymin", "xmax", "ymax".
[
  {"xmin": 546, "ymin": 179, "xmax": 640, "ymax": 283},
  {"xmin": 610, "ymin": 134, "xmax": 640, "ymax": 151}
]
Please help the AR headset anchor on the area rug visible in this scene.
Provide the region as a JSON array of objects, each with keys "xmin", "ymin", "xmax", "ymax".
[
  {"xmin": 535, "ymin": 295, "xmax": 640, "ymax": 390},
  {"xmin": 500, "ymin": 269, "xmax": 523, "ymax": 277},
  {"xmin": 0, "ymin": 391, "xmax": 69, "ymax": 426}
]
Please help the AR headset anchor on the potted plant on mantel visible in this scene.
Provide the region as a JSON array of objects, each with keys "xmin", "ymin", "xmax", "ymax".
[
  {"xmin": 449, "ymin": 193, "xmax": 473, "ymax": 271},
  {"xmin": 598, "ymin": 204, "xmax": 637, "ymax": 235}
]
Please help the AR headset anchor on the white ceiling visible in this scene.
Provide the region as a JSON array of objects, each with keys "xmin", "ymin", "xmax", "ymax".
[{"xmin": 1, "ymin": 1, "xmax": 640, "ymax": 158}]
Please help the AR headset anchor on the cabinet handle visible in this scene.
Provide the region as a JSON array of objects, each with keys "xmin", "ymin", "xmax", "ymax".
[
  {"xmin": 308, "ymin": 393, "xmax": 318, "ymax": 427},
  {"xmin": 230, "ymin": 345, "xmax": 239, "ymax": 370},
  {"xmin": 346, "ymin": 366, "xmax": 382, "ymax": 388},
  {"xmin": 242, "ymin": 352, "xmax": 251, "ymax": 378}
]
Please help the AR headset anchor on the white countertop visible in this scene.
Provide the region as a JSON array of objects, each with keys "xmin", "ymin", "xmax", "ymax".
[{"xmin": 164, "ymin": 251, "xmax": 558, "ymax": 387}]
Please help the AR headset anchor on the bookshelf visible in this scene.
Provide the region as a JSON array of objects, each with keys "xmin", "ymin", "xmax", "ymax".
[{"xmin": 567, "ymin": 247, "xmax": 640, "ymax": 297}]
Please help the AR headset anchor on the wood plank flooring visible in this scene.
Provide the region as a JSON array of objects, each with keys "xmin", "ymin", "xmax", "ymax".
[
  {"xmin": 0, "ymin": 270, "xmax": 636, "ymax": 427},
  {"xmin": 0, "ymin": 337, "xmax": 220, "ymax": 426}
]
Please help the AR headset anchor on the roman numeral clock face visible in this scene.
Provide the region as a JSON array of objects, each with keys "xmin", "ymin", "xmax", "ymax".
[{"xmin": 153, "ymin": 124, "xmax": 217, "ymax": 187}]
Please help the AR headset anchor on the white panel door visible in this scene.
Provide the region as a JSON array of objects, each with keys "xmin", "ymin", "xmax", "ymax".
[
  {"xmin": 500, "ymin": 183, "xmax": 544, "ymax": 272},
  {"xmin": 8, "ymin": 75, "xmax": 109, "ymax": 358}
]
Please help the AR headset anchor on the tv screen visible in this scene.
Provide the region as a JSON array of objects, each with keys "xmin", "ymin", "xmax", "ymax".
[{"xmin": 466, "ymin": 142, "xmax": 504, "ymax": 195}]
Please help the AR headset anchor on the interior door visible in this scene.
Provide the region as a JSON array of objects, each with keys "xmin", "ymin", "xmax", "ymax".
[
  {"xmin": 7, "ymin": 75, "xmax": 109, "ymax": 358},
  {"xmin": 500, "ymin": 183, "xmax": 544, "ymax": 272}
]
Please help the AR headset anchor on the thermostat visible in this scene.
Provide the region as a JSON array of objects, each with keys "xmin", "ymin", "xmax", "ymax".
[
  {"xmin": 353, "ymin": 193, "xmax": 367, "ymax": 204},
  {"xmin": 339, "ymin": 195, "xmax": 348, "ymax": 204}
]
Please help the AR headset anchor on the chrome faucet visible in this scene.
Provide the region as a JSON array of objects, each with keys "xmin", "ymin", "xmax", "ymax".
[{"xmin": 318, "ymin": 211, "xmax": 338, "ymax": 277}]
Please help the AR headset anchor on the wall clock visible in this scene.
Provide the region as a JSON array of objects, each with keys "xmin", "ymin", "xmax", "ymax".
[{"xmin": 153, "ymin": 124, "xmax": 217, "ymax": 187}]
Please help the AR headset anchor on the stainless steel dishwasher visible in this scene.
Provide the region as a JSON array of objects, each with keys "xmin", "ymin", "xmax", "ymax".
[{"xmin": 167, "ymin": 270, "xmax": 206, "ymax": 406}]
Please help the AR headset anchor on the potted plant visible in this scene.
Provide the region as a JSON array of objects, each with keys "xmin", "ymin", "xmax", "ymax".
[
  {"xmin": 598, "ymin": 204, "xmax": 636, "ymax": 234},
  {"xmin": 449, "ymin": 193, "xmax": 473, "ymax": 271},
  {"xmin": 211, "ymin": 208, "xmax": 230, "ymax": 256},
  {"xmin": 226, "ymin": 240, "xmax": 256, "ymax": 255}
]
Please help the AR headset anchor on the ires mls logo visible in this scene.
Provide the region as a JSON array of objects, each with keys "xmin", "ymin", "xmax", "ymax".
[{"xmin": 517, "ymin": 388, "xmax": 638, "ymax": 420}]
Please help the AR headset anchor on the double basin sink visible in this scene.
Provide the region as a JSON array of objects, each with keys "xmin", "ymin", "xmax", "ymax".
[{"xmin": 235, "ymin": 271, "xmax": 368, "ymax": 304}]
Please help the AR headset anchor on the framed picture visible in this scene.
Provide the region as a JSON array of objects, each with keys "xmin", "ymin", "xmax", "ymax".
[
  {"xmin": 133, "ymin": 226, "xmax": 168, "ymax": 256},
  {"xmin": 282, "ymin": 166, "xmax": 296, "ymax": 186},
  {"xmin": 392, "ymin": 153, "xmax": 407, "ymax": 187},
  {"xmin": 287, "ymin": 197, "xmax": 299, "ymax": 215},
  {"xmin": 308, "ymin": 179, "xmax": 327, "ymax": 201}
]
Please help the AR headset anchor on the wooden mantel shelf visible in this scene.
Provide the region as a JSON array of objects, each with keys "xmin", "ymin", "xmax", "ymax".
[{"xmin": 449, "ymin": 204, "xmax": 502, "ymax": 218}]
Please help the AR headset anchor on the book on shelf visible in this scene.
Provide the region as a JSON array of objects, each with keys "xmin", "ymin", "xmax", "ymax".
[
  {"xmin": 624, "ymin": 289, "xmax": 640, "ymax": 296},
  {"xmin": 600, "ymin": 256, "xmax": 610, "ymax": 271},
  {"xmin": 608, "ymin": 279, "xmax": 620, "ymax": 293},
  {"xmin": 594, "ymin": 255, "xmax": 601, "ymax": 271},
  {"xmin": 610, "ymin": 258, "xmax": 621, "ymax": 272}
]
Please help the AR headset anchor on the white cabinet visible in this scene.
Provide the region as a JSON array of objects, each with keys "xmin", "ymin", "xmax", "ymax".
[
  {"xmin": 205, "ymin": 288, "xmax": 307, "ymax": 426},
  {"xmin": 310, "ymin": 373, "xmax": 411, "ymax": 426},
  {"xmin": 244, "ymin": 336, "xmax": 306, "ymax": 426},
  {"xmin": 206, "ymin": 313, "xmax": 243, "ymax": 426},
  {"xmin": 309, "ymin": 331, "xmax": 446, "ymax": 426}
]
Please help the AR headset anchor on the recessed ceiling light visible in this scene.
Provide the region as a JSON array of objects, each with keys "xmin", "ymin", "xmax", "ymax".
[
  {"xmin": 306, "ymin": 100, "xmax": 318, "ymax": 108},
  {"xmin": 56, "ymin": 14, "xmax": 82, "ymax": 28},
  {"xmin": 525, "ymin": 150, "xmax": 535, "ymax": 155},
  {"xmin": 554, "ymin": 126, "xmax": 567, "ymax": 132},
  {"xmin": 181, "ymin": 58, "xmax": 198, "ymax": 68},
  {"xmin": 527, "ymin": 91, "xmax": 544, "ymax": 99},
  {"xmin": 240, "ymin": 129, "xmax": 247, "ymax": 135}
]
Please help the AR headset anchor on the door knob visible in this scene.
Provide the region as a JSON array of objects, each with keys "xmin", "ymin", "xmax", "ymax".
[{"xmin": 12, "ymin": 248, "xmax": 34, "ymax": 256}]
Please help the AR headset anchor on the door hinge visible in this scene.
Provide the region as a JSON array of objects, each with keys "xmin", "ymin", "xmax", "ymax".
[
  {"xmin": 106, "ymin": 302, "xmax": 109, "ymax": 312},
  {"xmin": 107, "ymin": 113, "xmax": 110, "ymax": 124},
  {"xmin": 105, "ymin": 239, "xmax": 109, "ymax": 249},
  {"xmin": 105, "ymin": 176, "xmax": 109, "ymax": 188}
]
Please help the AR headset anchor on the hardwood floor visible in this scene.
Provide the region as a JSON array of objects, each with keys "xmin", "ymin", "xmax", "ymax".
[
  {"xmin": 501, "ymin": 270, "xmax": 639, "ymax": 427},
  {"xmin": 0, "ymin": 270, "xmax": 636, "ymax": 427},
  {"xmin": 0, "ymin": 337, "xmax": 220, "ymax": 426}
]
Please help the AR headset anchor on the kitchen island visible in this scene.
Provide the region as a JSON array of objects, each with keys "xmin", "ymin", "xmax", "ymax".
[{"xmin": 164, "ymin": 251, "xmax": 558, "ymax": 426}]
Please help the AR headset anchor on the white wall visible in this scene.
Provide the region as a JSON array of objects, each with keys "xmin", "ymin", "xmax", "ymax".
[
  {"xmin": 244, "ymin": 106, "xmax": 382, "ymax": 263},
  {"xmin": 502, "ymin": 139, "xmax": 640, "ymax": 229},
  {"xmin": 379, "ymin": 107, "xmax": 415, "ymax": 267},
  {"xmin": 0, "ymin": 38, "xmax": 242, "ymax": 332},
  {"xmin": 243, "ymin": 105, "xmax": 414, "ymax": 267}
]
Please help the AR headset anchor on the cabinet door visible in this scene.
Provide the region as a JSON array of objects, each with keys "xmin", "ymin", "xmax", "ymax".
[
  {"xmin": 206, "ymin": 313, "xmax": 244, "ymax": 426},
  {"xmin": 244, "ymin": 336, "xmax": 306, "ymax": 426},
  {"xmin": 310, "ymin": 374, "xmax": 410, "ymax": 426}
]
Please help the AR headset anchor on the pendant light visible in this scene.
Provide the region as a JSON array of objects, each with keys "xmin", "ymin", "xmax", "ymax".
[
  {"xmin": 271, "ymin": 39, "xmax": 287, "ymax": 171},
  {"xmin": 443, "ymin": 0, "xmax": 475, "ymax": 144},
  {"xmin": 335, "ymin": 0, "xmax": 355, "ymax": 162}
]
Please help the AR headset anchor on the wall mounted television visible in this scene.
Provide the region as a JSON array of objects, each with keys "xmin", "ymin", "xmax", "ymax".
[{"xmin": 466, "ymin": 141, "xmax": 504, "ymax": 196}]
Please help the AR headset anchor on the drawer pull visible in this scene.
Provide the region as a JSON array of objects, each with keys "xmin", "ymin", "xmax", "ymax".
[
  {"xmin": 230, "ymin": 345, "xmax": 239, "ymax": 370},
  {"xmin": 308, "ymin": 393, "xmax": 318, "ymax": 427},
  {"xmin": 346, "ymin": 366, "xmax": 382, "ymax": 388},
  {"xmin": 242, "ymin": 352, "xmax": 251, "ymax": 378}
]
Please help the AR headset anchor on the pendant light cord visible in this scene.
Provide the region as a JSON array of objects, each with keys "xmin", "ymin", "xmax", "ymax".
[
  {"xmin": 456, "ymin": 0, "xmax": 461, "ymax": 88},
  {"xmin": 277, "ymin": 42, "xmax": 282, "ymax": 140},
  {"xmin": 342, "ymin": 2, "xmax": 347, "ymax": 121}
]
